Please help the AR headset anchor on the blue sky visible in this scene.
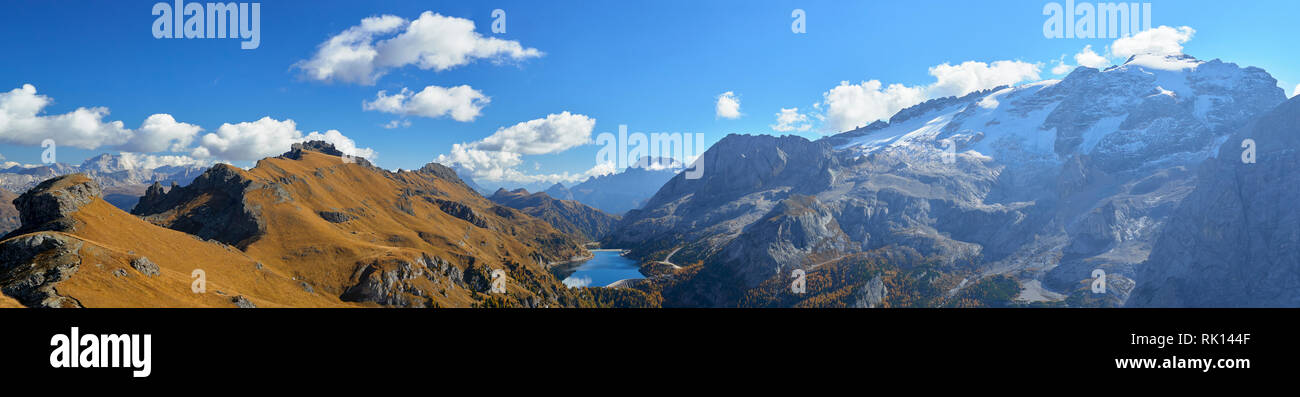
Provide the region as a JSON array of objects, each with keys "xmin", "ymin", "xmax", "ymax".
[{"xmin": 1, "ymin": 0, "xmax": 1297, "ymax": 190}]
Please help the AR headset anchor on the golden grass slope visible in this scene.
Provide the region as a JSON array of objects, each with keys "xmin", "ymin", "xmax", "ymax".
[
  {"xmin": 134, "ymin": 148, "xmax": 591, "ymax": 307},
  {"xmin": 3, "ymin": 197, "xmax": 350, "ymax": 308}
]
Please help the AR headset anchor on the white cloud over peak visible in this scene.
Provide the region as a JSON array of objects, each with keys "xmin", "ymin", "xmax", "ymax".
[
  {"xmin": 363, "ymin": 84, "xmax": 489, "ymax": 121},
  {"xmin": 715, "ymin": 91, "xmax": 741, "ymax": 119},
  {"xmin": 819, "ymin": 60, "xmax": 1041, "ymax": 132},
  {"xmin": 771, "ymin": 107, "xmax": 812, "ymax": 132},
  {"xmin": 125, "ymin": 114, "xmax": 202, "ymax": 153},
  {"xmin": 1111, "ymin": 26, "xmax": 1195, "ymax": 59},
  {"xmin": 1051, "ymin": 55, "xmax": 1074, "ymax": 75},
  {"xmin": 1074, "ymin": 45, "xmax": 1110, "ymax": 68},
  {"xmin": 191, "ymin": 116, "xmax": 375, "ymax": 161},
  {"xmin": 295, "ymin": 12, "xmax": 543, "ymax": 85},
  {"xmin": 435, "ymin": 112, "xmax": 598, "ymax": 183},
  {"xmin": 113, "ymin": 152, "xmax": 210, "ymax": 169}
]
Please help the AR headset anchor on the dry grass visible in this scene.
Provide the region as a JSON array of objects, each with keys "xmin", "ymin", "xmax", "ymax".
[{"xmin": 5, "ymin": 150, "xmax": 588, "ymax": 307}]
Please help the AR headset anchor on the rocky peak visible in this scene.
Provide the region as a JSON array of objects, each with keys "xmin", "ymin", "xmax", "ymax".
[
  {"xmin": 280, "ymin": 140, "xmax": 375, "ymax": 168},
  {"xmin": 7, "ymin": 173, "xmax": 101, "ymax": 237},
  {"xmin": 131, "ymin": 163, "xmax": 265, "ymax": 247},
  {"xmin": 283, "ymin": 140, "xmax": 345, "ymax": 158}
]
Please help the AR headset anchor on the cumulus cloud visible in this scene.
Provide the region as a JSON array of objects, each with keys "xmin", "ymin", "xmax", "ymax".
[
  {"xmin": 191, "ymin": 116, "xmax": 375, "ymax": 161},
  {"xmin": 771, "ymin": 107, "xmax": 812, "ymax": 132},
  {"xmin": 124, "ymin": 114, "xmax": 202, "ymax": 153},
  {"xmin": 1074, "ymin": 45, "xmax": 1110, "ymax": 68},
  {"xmin": 715, "ymin": 91, "xmax": 741, "ymax": 119},
  {"xmin": 0, "ymin": 84, "xmax": 132, "ymax": 149},
  {"xmin": 363, "ymin": 84, "xmax": 489, "ymax": 121},
  {"xmin": 112, "ymin": 152, "xmax": 210, "ymax": 169},
  {"xmin": 1294, "ymin": 84, "xmax": 1299, "ymax": 98},
  {"xmin": 295, "ymin": 12, "xmax": 543, "ymax": 85},
  {"xmin": 819, "ymin": 60, "xmax": 1040, "ymax": 132},
  {"xmin": 1, "ymin": 84, "xmax": 207, "ymax": 156},
  {"xmin": 435, "ymin": 112, "xmax": 598, "ymax": 183},
  {"xmin": 1111, "ymin": 26, "xmax": 1195, "ymax": 59}
]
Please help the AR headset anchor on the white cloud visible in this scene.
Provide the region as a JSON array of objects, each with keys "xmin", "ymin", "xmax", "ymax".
[
  {"xmin": 124, "ymin": 114, "xmax": 202, "ymax": 153},
  {"xmin": 1074, "ymin": 45, "xmax": 1110, "ymax": 68},
  {"xmin": 363, "ymin": 84, "xmax": 489, "ymax": 121},
  {"xmin": 113, "ymin": 152, "xmax": 209, "ymax": 169},
  {"xmin": 819, "ymin": 60, "xmax": 1041, "ymax": 132},
  {"xmin": 1051, "ymin": 56, "xmax": 1073, "ymax": 75},
  {"xmin": 0, "ymin": 84, "xmax": 132, "ymax": 149},
  {"xmin": 0, "ymin": 84, "xmax": 209, "ymax": 156},
  {"xmin": 435, "ymin": 112, "xmax": 598, "ymax": 183},
  {"xmin": 925, "ymin": 60, "xmax": 1042, "ymax": 98},
  {"xmin": 771, "ymin": 108, "xmax": 812, "ymax": 132},
  {"xmin": 1111, "ymin": 26, "xmax": 1195, "ymax": 59},
  {"xmin": 304, "ymin": 129, "xmax": 376, "ymax": 160},
  {"xmin": 1293, "ymin": 84, "xmax": 1299, "ymax": 98},
  {"xmin": 383, "ymin": 119, "xmax": 412, "ymax": 129},
  {"xmin": 474, "ymin": 111, "xmax": 596, "ymax": 155},
  {"xmin": 191, "ymin": 116, "xmax": 375, "ymax": 161},
  {"xmin": 715, "ymin": 91, "xmax": 741, "ymax": 119},
  {"xmin": 295, "ymin": 12, "xmax": 543, "ymax": 85}
]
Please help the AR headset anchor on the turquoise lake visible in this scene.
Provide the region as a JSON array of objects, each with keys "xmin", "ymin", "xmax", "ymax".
[{"xmin": 560, "ymin": 250, "xmax": 643, "ymax": 288}]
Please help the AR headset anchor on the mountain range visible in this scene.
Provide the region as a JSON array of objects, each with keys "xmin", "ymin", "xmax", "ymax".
[
  {"xmin": 3, "ymin": 54, "xmax": 1298, "ymax": 308},
  {"xmin": 1, "ymin": 153, "xmax": 207, "ymax": 211},
  {"xmin": 0, "ymin": 141, "xmax": 633, "ymax": 307},
  {"xmin": 607, "ymin": 54, "xmax": 1294, "ymax": 307}
]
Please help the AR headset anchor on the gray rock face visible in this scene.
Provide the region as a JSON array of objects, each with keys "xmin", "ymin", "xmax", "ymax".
[
  {"xmin": 716, "ymin": 195, "xmax": 853, "ymax": 287},
  {"xmin": 1129, "ymin": 96, "xmax": 1300, "ymax": 307},
  {"xmin": 230, "ymin": 295, "xmax": 257, "ymax": 308},
  {"xmin": 316, "ymin": 210, "xmax": 355, "ymax": 223},
  {"xmin": 130, "ymin": 257, "xmax": 160, "ymax": 277},
  {"xmin": 853, "ymin": 276, "xmax": 888, "ymax": 308},
  {"xmin": 6, "ymin": 174, "xmax": 101, "ymax": 237},
  {"xmin": 0, "ymin": 233, "xmax": 85, "ymax": 308},
  {"xmin": 340, "ymin": 253, "xmax": 467, "ymax": 307},
  {"xmin": 131, "ymin": 164, "xmax": 266, "ymax": 248}
]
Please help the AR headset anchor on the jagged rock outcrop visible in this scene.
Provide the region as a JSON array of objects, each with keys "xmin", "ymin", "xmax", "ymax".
[
  {"xmin": 131, "ymin": 163, "xmax": 266, "ymax": 248},
  {"xmin": 0, "ymin": 233, "xmax": 85, "ymax": 308},
  {"xmin": 852, "ymin": 276, "xmax": 888, "ymax": 308},
  {"xmin": 0, "ymin": 188, "xmax": 22, "ymax": 235},
  {"xmin": 716, "ymin": 195, "xmax": 853, "ymax": 287},
  {"xmin": 5, "ymin": 174, "xmax": 101, "ymax": 237}
]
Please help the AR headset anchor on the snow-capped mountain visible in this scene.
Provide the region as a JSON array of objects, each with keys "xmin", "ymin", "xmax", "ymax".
[
  {"xmin": 832, "ymin": 55, "xmax": 1283, "ymax": 170},
  {"xmin": 0, "ymin": 153, "xmax": 209, "ymax": 210},
  {"xmin": 608, "ymin": 54, "xmax": 1287, "ymax": 306}
]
